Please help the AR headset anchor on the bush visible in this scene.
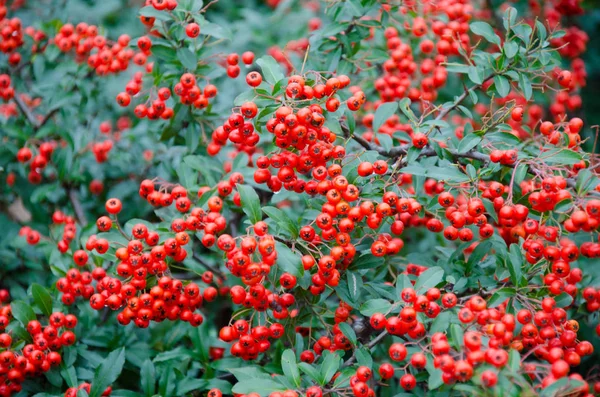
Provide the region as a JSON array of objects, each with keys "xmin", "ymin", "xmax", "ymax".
[{"xmin": 0, "ymin": 0, "xmax": 599, "ymax": 396}]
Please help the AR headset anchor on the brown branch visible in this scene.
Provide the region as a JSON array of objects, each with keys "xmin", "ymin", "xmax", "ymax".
[
  {"xmin": 67, "ymin": 187, "xmax": 88, "ymax": 227},
  {"xmin": 13, "ymin": 93, "xmax": 40, "ymax": 128},
  {"xmin": 13, "ymin": 92, "xmax": 59, "ymax": 131},
  {"xmin": 342, "ymin": 330, "xmax": 390, "ymax": 367},
  {"xmin": 342, "ymin": 119, "xmax": 595, "ymax": 193},
  {"xmin": 192, "ymin": 252, "xmax": 226, "ymax": 281}
]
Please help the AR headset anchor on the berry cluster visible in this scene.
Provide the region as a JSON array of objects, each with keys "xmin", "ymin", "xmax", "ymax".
[
  {"xmin": 224, "ymin": 52, "xmax": 254, "ymax": 79},
  {"xmin": 53, "ymin": 23, "xmax": 139, "ymax": 76},
  {"xmin": 0, "ymin": 305, "xmax": 77, "ymax": 397},
  {"xmin": 15, "ymin": 142, "xmax": 55, "ymax": 184},
  {"xmin": 219, "ymin": 319, "xmax": 284, "ymax": 360}
]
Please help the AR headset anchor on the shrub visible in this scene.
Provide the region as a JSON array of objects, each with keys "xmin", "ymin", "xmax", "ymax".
[{"xmin": 0, "ymin": 0, "xmax": 599, "ymax": 396}]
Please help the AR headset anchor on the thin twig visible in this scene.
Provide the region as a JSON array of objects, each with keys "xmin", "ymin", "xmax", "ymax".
[
  {"xmin": 67, "ymin": 187, "xmax": 88, "ymax": 227},
  {"xmin": 192, "ymin": 252, "xmax": 226, "ymax": 280},
  {"xmin": 13, "ymin": 92, "xmax": 59, "ymax": 131},
  {"xmin": 13, "ymin": 94, "xmax": 40, "ymax": 128},
  {"xmin": 343, "ymin": 330, "xmax": 389, "ymax": 367},
  {"xmin": 200, "ymin": 0, "xmax": 219, "ymax": 13}
]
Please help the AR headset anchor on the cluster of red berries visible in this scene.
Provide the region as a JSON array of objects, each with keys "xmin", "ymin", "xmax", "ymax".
[
  {"xmin": 224, "ymin": 52, "xmax": 254, "ymax": 79},
  {"xmin": 138, "ymin": 181, "xmax": 230, "ymax": 247},
  {"xmin": 0, "ymin": 74, "xmax": 13, "ymax": 101},
  {"xmin": 249, "ymin": 78, "xmax": 357, "ymax": 182},
  {"xmin": 207, "ymin": 100, "xmax": 262, "ymax": 157},
  {"xmin": 551, "ymin": 26, "xmax": 588, "ymax": 59},
  {"xmin": 64, "ymin": 383, "xmax": 111, "ymax": 397},
  {"xmin": 218, "ymin": 319, "xmax": 285, "ymax": 360},
  {"xmin": 50, "ymin": 211, "xmax": 78, "ymax": 253},
  {"xmin": 423, "ymin": 194, "xmax": 488, "ymax": 242},
  {"xmin": 117, "ymin": 73, "xmax": 154, "ymax": 116},
  {"xmin": 55, "ymin": 267, "xmax": 95, "ymax": 305},
  {"xmin": 373, "ymin": 0, "xmax": 474, "ymax": 108},
  {"xmin": 298, "ymin": 307, "xmax": 358, "ymax": 362},
  {"xmin": 90, "ymin": 274, "xmax": 205, "ymax": 328},
  {"xmin": 0, "ymin": 16, "xmax": 23, "ymax": 65},
  {"xmin": 145, "ymin": 0, "xmax": 178, "ymax": 11},
  {"xmin": 53, "ymin": 23, "xmax": 141, "ymax": 76},
  {"xmin": 0, "ymin": 306, "xmax": 77, "ymax": 397},
  {"xmin": 138, "ymin": 180, "xmax": 188, "ymax": 210},
  {"xmin": 17, "ymin": 226, "xmax": 41, "ymax": 246},
  {"xmin": 172, "ymin": 73, "xmax": 217, "ymax": 109},
  {"xmin": 62, "ymin": 195, "xmax": 229, "ymax": 327},
  {"xmin": 15, "ymin": 142, "xmax": 56, "ymax": 184},
  {"xmin": 539, "ymin": 117, "xmax": 583, "ymax": 147},
  {"xmin": 91, "ymin": 139, "xmax": 113, "ymax": 163},
  {"xmin": 215, "ymin": 222, "xmax": 287, "ymax": 286}
]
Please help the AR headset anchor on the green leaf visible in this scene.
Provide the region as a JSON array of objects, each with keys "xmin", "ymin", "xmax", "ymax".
[
  {"xmin": 274, "ymin": 241, "xmax": 303, "ymax": 278},
  {"xmin": 373, "ymin": 102, "xmax": 398, "ymax": 133},
  {"xmin": 319, "ymin": 351, "xmax": 341, "ymax": 385},
  {"xmin": 575, "ymin": 169, "xmax": 596, "ymax": 194},
  {"xmin": 444, "ymin": 63, "xmax": 470, "ymax": 74},
  {"xmin": 514, "ymin": 163, "xmax": 528, "ymax": 186},
  {"xmin": 176, "ymin": 379, "xmax": 207, "ymax": 395},
  {"xmin": 543, "ymin": 149, "xmax": 583, "ymax": 165},
  {"xmin": 355, "ymin": 347, "xmax": 373, "ymax": 368},
  {"xmin": 346, "ymin": 271, "xmax": 363, "ymax": 303},
  {"xmin": 359, "ymin": 299, "xmax": 392, "ymax": 316},
  {"xmin": 177, "ymin": 48, "xmax": 197, "ymax": 71},
  {"xmin": 256, "ymin": 56, "xmax": 284, "ymax": 85},
  {"xmin": 262, "ymin": 206, "xmax": 298, "ymax": 238},
  {"xmin": 468, "ymin": 66, "xmax": 484, "ymax": 85},
  {"xmin": 414, "ymin": 266, "xmax": 444, "ymax": 292},
  {"xmin": 493, "ymin": 75, "xmax": 511, "ymax": 97},
  {"xmin": 488, "ymin": 288, "xmax": 516, "ymax": 308},
  {"xmin": 519, "ymin": 74, "xmax": 532, "ymax": 101},
  {"xmin": 427, "ymin": 367, "xmax": 444, "ymax": 389},
  {"xmin": 337, "ymin": 322, "xmax": 357, "ymax": 346},
  {"xmin": 508, "ymin": 349, "xmax": 520, "ymax": 372},
  {"xmin": 89, "ymin": 348, "xmax": 126, "ymax": 397},
  {"xmin": 60, "ymin": 366, "xmax": 77, "ymax": 387},
  {"xmin": 281, "ymin": 349, "xmax": 300, "ymax": 387},
  {"xmin": 176, "ymin": 162, "xmax": 196, "ymax": 188},
  {"xmin": 503, "ymin": 41, "xmax": 519, "ymax": 59},
  {"xmin": 237, "ymin": 185, "xmax": 262, "ymax": 224},
  {"xmin": 231, "ymin": 378, "xmax": 284, "ymax": 397},
  {"xmin": 158, "ymin": 365, "xmax": 175, "ymax": 397},
  {"xmin": 470, "ymin": 21, "xmax": 501, "ymax": 45},
  {"xmin": 513, "ymin": 24, "xmax": 533, "ymax": 46},
  {"xmin": 536, "ymin": 20, "xmax": 548, "ymax": 43},
  {"xmin": 298, "ymin": 363, "xmax": 320, "ymax": 382},
  {"xmin": 150, "ymin": 44, "xmax": 177, "ymax": 61},
  {"xmin": 430, "ymin": 311, "xmax": 452, "ymax": 333},
  {"xmin": 507, "ymin": 244, "xmax": 523, "ymax": 286},
  {"xmin": 450, "ymin": 323, "xmax": 464, "ymax": 350},
  {"xmin": 398, "ymin": 98, "xmax": 417, "ymax": 124},
  {"xmin": 467, "ymin": 240, "xmax": 492, "ymax": 271},
  {"xmin": 503, "ymin": 7, "xmax": 517, "ymax": 31},
  {"xmin": 457, "ymin": 134, "xmax": 482, "ymax": 154},
  {"xmin": 196, "ymin": 15, "xmax": 232, "ymax": 40},
  {"xmin": 140, "ymin": 359, "xmax": 156, "ymax": 397},
  {"xmin": 10, "ymin": 300, "xmax": 37, "ymax": 327},
  {"xmin": 31, "ymin": 283, "xmax": 53, "ymax": 317},
  {"xmin": 540, "ymin": 378, "xmax": 584, "ymax": 397},
  {"xmin": 554, "ymin": 292, "xmax": 573, "ymax": 308},
  {"xmin": 403, "ymin": 164, "xmax": 469, "ymax": 183}
]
